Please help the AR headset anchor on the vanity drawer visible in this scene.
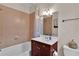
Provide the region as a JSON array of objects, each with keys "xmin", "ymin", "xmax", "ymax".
[{"xmin": 32, "ymin": 40, "xmax": 41, "ymax": 47}]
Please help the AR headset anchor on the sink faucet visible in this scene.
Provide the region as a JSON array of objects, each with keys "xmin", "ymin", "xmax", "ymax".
[
  {"xmin": 45, "ymin": 36, "xmax": 51, "ymax": 40},
  {"xmin": 49, "ymin": 36, "xmax": 51, "ymax": 40}
]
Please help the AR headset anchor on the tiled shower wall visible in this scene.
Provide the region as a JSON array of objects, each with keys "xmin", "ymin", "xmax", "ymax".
[{"xmin": 0, "ymin": 5, "xmax": 31, "ymax": 48}]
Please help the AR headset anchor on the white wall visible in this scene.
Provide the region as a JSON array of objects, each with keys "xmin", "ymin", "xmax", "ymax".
[
  {"xmin": 34, "ymin": 9, "xmax": 43, "ymax": 37},
  {"xmin": 52, "ymin": 12, "xmax": 58, "ymax": 36},
  {"xmin": 57, "ymin": 4, "xmax": 79, "ymax": 55}
]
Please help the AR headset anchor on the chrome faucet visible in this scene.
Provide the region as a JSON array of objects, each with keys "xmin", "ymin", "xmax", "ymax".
[{"xmin": 49, "ymin": 36, "xmax": 51, "ymax": 40}]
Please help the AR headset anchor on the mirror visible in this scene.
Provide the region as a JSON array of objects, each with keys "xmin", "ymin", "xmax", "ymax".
[
  {"xmin": 43, "ymin": 12, "xmax": 58, "ymax": 36},
  {"xmin": 43, "ymin": 15, "xmax": 52, "ymax": 35},
  {"xmin": 33, "ymin": 10, "xmax": 58, "ymax": 37}
]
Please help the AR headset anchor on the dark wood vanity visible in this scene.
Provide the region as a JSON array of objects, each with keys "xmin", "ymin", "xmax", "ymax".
[{"xmin": 31, "ymin": 39, "xmax": 57, "ymax": 56}]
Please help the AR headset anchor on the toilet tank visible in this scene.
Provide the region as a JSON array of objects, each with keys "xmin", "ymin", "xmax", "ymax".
[{"xmin": 63, "ymin": 45, "xmax": 79, "ymax": 56}]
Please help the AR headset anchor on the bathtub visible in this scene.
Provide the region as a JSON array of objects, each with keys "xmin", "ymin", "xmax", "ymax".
[{"xmin": 0, "ymin": 41, "xmax": 31, "ymax": 56}]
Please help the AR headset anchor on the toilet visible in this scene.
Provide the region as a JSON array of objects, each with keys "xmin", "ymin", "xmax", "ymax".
[{"xmin": 63, "ymin": 45, "xmax": 79, "ymax": 56}]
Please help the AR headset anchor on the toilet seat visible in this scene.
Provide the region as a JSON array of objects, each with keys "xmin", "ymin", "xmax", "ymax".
[{"xmin": 63, "ymin": 45, "xmax": 79, "ymax": 56}]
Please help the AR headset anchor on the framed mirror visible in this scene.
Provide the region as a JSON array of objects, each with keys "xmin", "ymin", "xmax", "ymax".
[
  {"xmin": 43, "ymin": 15, "xmax": 52, "ymax": 36},
  {"xmin": 43, "ymin": 12, "xmax": 58, "ymax": 36}
]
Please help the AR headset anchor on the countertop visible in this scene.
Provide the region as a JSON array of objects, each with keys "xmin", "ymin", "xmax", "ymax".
[{"xmin": 32, "ymin": 36, "xmax": 57, "ymax": 45}]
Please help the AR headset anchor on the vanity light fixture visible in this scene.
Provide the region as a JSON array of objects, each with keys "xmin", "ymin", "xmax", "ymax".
[{"xmin": 41, "ymin": 8, "xmax": 56, "ymax": 16}]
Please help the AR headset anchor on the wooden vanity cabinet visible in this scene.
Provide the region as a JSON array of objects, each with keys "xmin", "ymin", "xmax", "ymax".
[{"xmin": 31, "ymin": 40, "xmax": 57, "ymax": 56}]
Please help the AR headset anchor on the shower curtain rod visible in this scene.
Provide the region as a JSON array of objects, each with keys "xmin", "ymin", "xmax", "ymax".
[{"xmin": 62, "ymin": 18, "xmax": 79, "ymax": 22}]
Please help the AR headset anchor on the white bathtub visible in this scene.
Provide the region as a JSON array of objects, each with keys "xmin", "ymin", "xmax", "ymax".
[{"xmin": 0, "ymin": 41, "xmax": 31, "ymax": 56}]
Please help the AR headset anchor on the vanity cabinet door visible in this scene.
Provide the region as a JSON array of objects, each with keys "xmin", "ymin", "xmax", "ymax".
[
  {"xmin": 52, "ymin": 42, "xmax": 58, "ymax": 51},
  {"xmin": 41, "ymin": 44, "xmax": 51, "ymax": 56},
  {"xmin": 31, "ymin": 40, "xmax": 41, "ymax": 56}
]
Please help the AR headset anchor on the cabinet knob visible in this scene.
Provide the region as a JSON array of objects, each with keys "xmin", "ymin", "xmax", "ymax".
[
  {"xmin": 51, "ymin": 49, "xmax": 55, "ymax": 52},
  {"xmin": 53, "ymin": 49, "xmax": 55, "ymax": 51},
  {"xmin": 43, "ymin": 45, "xmax": 45, "ymax": 47},
  {"xmin": 33, "ymin": 42, "xmax": 35, "ymax": 44},
  {"xmin": 37, "ymin": 47, "xmax": 40, "ymax": 50}
]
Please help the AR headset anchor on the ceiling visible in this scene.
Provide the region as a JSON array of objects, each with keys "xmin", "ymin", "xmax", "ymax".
[{"xmin": 1, "ymin": 3, "xmax": 54, "ymax": 14}]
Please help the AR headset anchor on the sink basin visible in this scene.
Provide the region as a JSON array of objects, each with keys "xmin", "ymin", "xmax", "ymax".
[{"xmin": 32, "ymin": 35, "xmax": 57, "ymax": 45}]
